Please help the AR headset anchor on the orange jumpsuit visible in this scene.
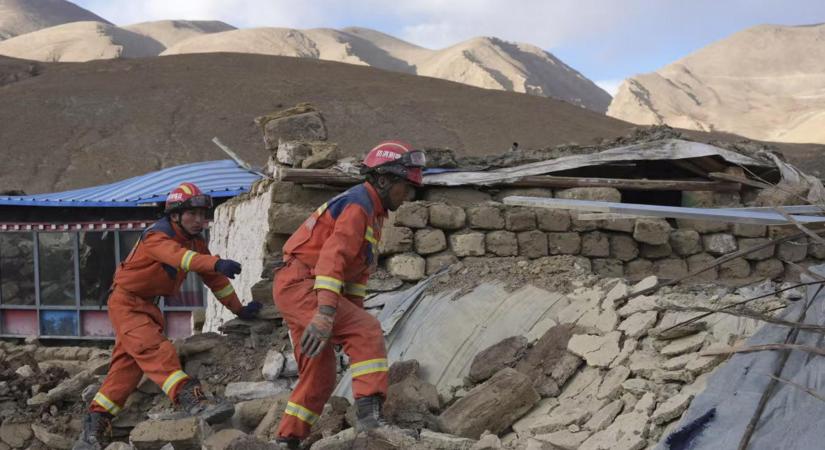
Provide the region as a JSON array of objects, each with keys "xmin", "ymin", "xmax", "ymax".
[
  {"xmin": 275, "ymin": 182, "xmax": 389, "ymax": 440},
  {"xmin": 89, "ymin": 216, "xmax": 242, "ymax": 416}
]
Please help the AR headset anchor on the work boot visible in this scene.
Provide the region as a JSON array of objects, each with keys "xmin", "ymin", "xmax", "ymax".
[
  {"xmin": 71, "ymin": 411, "xmax": 112, "ymax": 450},
  {"xmin": 273, "ymin": 437, "xmax": 301, "ymax": 449},
  {"xmin": 175, "ymin": 378, "xmax": 234, "ymax": 424},
  {"xmin": 355, "ymin": 395, "xmax": 389, "ymax": 432}
]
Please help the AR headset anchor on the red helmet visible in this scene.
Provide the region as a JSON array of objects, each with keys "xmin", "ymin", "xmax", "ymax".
[
  {"xmin": 361, "ymin": 141, "xmax": 426, "ymax": 186},
  {"xmin": 165, "ymin": 182, "xmax": 213, "ymax": 214}
]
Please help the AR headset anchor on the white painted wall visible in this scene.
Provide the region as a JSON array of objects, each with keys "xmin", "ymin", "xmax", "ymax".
[{"xmin": 204, "ymin": 182, "xmax": 273, "ymax": 332}]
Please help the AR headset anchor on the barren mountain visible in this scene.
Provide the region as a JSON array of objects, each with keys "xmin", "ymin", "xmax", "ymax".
[
  {"xmin": 162, "ymin": 27, "xmax": 612, "ymax": 112},
  {"xmin": 0, "ymin": 53, "xmax": 631, "ymax": 194},
  {"xmin": 0, "ymin": 21, "xmax": 163, "ymax": 61},
  {"xmin": 608, "ymin": 24, "xmax": 825, "ymax": 144},
  {"xmin": 124, "ymin": 20, "xmax": 236, "ymax": 49},
  {"xmin": 0, "ymin": 0, "xmax": 108, "ymax": 40}
]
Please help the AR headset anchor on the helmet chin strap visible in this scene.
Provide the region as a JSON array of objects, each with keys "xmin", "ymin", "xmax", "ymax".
[{"xmin": 171, "ymin": 212, "xmax": 197, "ymax": 239}]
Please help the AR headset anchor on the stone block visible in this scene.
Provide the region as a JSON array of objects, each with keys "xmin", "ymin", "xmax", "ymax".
[
  {"xmin": 518, "ymin": 230, "xmax": 549, "ymax": 259},
  {"xmin": 681, "ymin": 191, "xmax": 714, "ymax": 208},
  {"xmin": 387, "ymin": 253, "xmax": 426, "ymax": 281},
  {"xmin": 486, "ymin": 231, "xmax": 518, "ymax": 257},
  {"xmin": 599, "ymin": 218, "xmax": 635, "ymax": 233},
  {"xmin": 609, "ymin": 234, "xmax": 639, "ymax": 261},
  {"xmin": 467, "ymin": 205, "xmax": 505, "ymax": 230},
  {"xmin": 571, "ymin": 217, "xmax": 599, "ymax": 232},
  {"xmin": 426, "ymin": 252, "xmax": 459, "ymax": 275},
  {"xmin": 424, "ymin": 188, "xmax": 493, "ymax": 207},
  {"xmin": 581, "ymin": 232, "xmax": 610, "ymax": 258},
  {"xmin": 670, "ymin": 230, "xmax": 702, "ymax": 256},
  {"xmin": 300, "ymin": 142, "xmax": 340, "ymax": 169},
  {"xmin": 654, "ymin": 258, "xmax": 688, "ymax": 281},
  {"xmin": 778, "ymin": 238, "xmax": 808, "ymax": 262},
  {"xmin": 469, "ymin": 336, "xmax": 529, "ymax": 383},
  {"xmin": 204, "ymin": 429, "xmax": 247, "ymax": 450},
  {"xmin": 676, "ymin": 219, "xmax": 729, "ymax": 233},
  {"xmin": 738, "ymin": 238, "xmax": 775, "ymax": 261},
  {"xmin": 268, "ymin": 203, "xmax": 315, "ymax": 235},
  {"xmin": 702, "ymin": 233, "xmax": 737, "ymax": 256},
  {"xmin": 450, "ymin": 232, "xmax": 486, "ymax": 257},
  {"xmin": 225, "ymin": 381, "xmax": 289, "ymax": 402},
  {"xmin": 0, "ymin": 422, "xmax": 32, "ymax": 448},
  {"xmin": 494, "ymin": 188, "xmax": 554, "ymax": 201},
  {"xmin": 633, "ymin": 219, "xmax": 672, "ymax": 245},
  {"xmin": 548, "ymin": 232, "xmax": 581, "ymax": 255},
  {"xmin": 440, "ymin": 368, "xmax": 540, "ymax": 439},
  {"xmin": 130, "ymin": 417, "xmax": 208, "ymax": 450},
  {"xmin": 733, "ymin": 223, "xmax": 767, "ymax": 238},
  {"xmin": 235, "ymin": 397, "xmax": 279, "ymax": 430},
  {"xmin": 429, "ymin": 203, "xmax": 466, "ymax": 229},
  {"xmin": 592, "ymin": 259, "xmax": 623, "ymax": 278},
  {"xmin": 624, "ymin": 259, "xmax": 653, "ymax": 282},
  {"xmin": 415, "ymin": 229, "xmax": 448, "ymax": 255},
  {"xmin": 686, "ymin": 253, "xmax": 718, "ymax": 282},
  {"xmin": 30, "ymin": 424, "xmax": 72, "ymax": 450},
  {"xmin": 536, "ymin": 209, "xmax": 571, "ymax": 232},
  {"xmin": 556, "ymin": 187, "xmax": 621, "ymax": 203},
  {"xmin": 640, "ymin": 243, "xmax": 672, "ymax": 259},
  {"xmin": 395, "ymin": 203, "xmax": 429, "ymax": 228},
  {"xmin": 271, "ymin": 182, "xmax": 338, "ymax": 206},
  {"xmin": 754, "ymin": 259, "xmax": 784, "ymax": 279},
  {"xmin": 379, "ymin": 226, "xmax": 413, "ymax": 255},
  {"xmin": 505, "ymin": 208, "xmax": 537, "ymax": 231},
  {"xmin": 719, "ymin": 257, "xmax": 751, "ymax": 279},
  {"xmin": 260, "ymin": 107, "xmax": 327, "ymax": 150},
  {"xmin": 810, "ymin": 243, "xmax": 825, "ymax": 259},
  {"xmin": 261, "ymin": 350, "xmax": 285, "ymax": 381}
]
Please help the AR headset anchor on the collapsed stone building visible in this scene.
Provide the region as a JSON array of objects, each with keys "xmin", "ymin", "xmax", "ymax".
[{"xmin": 2, "ymin": 104, "xmax": 825, "ymax": 450}]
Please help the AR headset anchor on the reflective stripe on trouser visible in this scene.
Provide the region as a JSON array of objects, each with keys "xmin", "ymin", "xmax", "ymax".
[
  {"xmin": 273, "ymin": 259, "xmax": 388, "ymax": 440},
  {"xmin": 90, "ymin": 289, "xmax": 189, "ymax": 414}
]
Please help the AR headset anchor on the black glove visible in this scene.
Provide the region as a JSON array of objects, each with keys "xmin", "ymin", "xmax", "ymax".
[
  {"xmin": 214, "ymin": 259, "xmax": 242, "ymax": 279},
  {"xmin": 237, "ymin": 301, "xmax": 263, "ymax": 320}
]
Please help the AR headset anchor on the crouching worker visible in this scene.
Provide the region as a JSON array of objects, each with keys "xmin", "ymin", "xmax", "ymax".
[
  {"xmin": 73, "ymin": 182, "xmax": 263, "ymax": 450},
  {"xmin": 272, "ymin": 141, "xmax": 425, "ymax": 448}
]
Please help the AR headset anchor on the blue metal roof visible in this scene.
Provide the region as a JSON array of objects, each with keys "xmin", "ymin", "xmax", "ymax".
[{"xmin": 0, "ymin": 160, "xmax": 263, "ymax": 207}]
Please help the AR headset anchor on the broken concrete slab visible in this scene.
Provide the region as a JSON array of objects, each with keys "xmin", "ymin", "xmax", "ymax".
[
  {"xmin": 597, "ymin": 366, "xmax": 630, "ymax": 401},
  {"xmin": 0, "ymin": 421, "xmax": 33, "ymax": 448},
  {"xmin": 31, "ymin": 423, "xmax": 72, "ymax": 450},
  {"xmin": 584, "ymin": 399, "xmax": 624, "ymax": 432},
  {"xmin": 617, "ymin": 311, "xmax": 658, "ymax": 339},
  {"xmin": 660, "ymin": 333, "xmax": 707, "ymax": 357},
  {"xmin": 440, "ymin": 368, "xmax": 540, "ymax": 439},
  {"xmin": 567, "ymin": 332, "xmax": 621, "ymax": 368},
  {"xmin": 617, "ymin": 296, "xmax": 658, "ymax": 318},
  {"xmin": 651, "ymin": 393, "xmax": 693, "ymax": 425}
]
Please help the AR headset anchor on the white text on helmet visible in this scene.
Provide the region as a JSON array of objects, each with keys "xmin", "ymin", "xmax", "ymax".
[{"xmin": 377, "ymin": 150, "xmax": 402, "ymax": 160}]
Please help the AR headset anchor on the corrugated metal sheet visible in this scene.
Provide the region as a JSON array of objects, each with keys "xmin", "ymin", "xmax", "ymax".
[{"xmin": 0, "ymin": 160, "xmax": 262, "ymax": 207}]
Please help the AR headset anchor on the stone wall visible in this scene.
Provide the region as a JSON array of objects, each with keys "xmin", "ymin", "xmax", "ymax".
[{"xmin": 205, "ymin": 182, "xmax": 825, "ymax": 330}]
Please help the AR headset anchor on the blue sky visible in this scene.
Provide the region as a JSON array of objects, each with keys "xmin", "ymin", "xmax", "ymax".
[{"xmin": 74, "ymin": 0, "xmax": 825, "ymax": 95}]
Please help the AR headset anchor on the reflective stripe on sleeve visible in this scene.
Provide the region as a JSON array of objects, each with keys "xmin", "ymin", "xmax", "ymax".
[
  {"xmin": 213, "ymin": 284, "xmax": 235, "ymax": 299},
  {"xmin": 314, "ymin": 275, "xmax": 343, "ymax": 294},
  {"xmin": 180, "ymin": 250, "xmax": 197, "ymax": 271}
]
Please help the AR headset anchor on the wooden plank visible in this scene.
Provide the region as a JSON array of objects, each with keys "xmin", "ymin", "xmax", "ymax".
[
  {"xmin": 278, "ymin": 168, "xmax": 364, "ymax": 185},
  {"xmin": 508, "ymin": 175, "xmax": 740, "ymax": 191},
  {"xmin": 279, "ymin": 168, "xmax": 740, "ymax": 191},
  {"xmin": 502, "ymin": 196, "xmax": 825, "ymax": 225},
  {"xmin": 708, "ymin": 172, "xmax": 773, "ymax": 189}
]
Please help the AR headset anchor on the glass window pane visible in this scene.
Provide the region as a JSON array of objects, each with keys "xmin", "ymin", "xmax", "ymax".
[
  {"xmin": 79, "ymin": 231, "xmax": 116, "ymax": 306},
  {"xmin": 165, "ymin": 272, "xmax": 205, "ymax": 307},
  {"xmin": 38, "ymin": 233, "xmax": 77, "ymax": 306},
  {"xmin": 118, "ymin": 231, "xmax": 142, "ymax": 262},
  {"xmin": 0, "ymin": 233, "xmax": 36, "ymax": 305}
]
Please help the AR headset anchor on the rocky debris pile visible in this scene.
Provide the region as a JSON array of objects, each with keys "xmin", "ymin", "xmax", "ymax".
[{"xmin": 0, "ymin": 271, "xmax": 790, "ymax": 449}]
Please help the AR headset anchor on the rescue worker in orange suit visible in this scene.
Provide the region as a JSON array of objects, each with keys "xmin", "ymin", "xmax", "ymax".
[
  {"xmin": 73, "ymin": 182, "xmax": 263, "ymax": 450},
  {"xmin": 272, "ymin": 141, "xmax": 426, "ymax": 448}
]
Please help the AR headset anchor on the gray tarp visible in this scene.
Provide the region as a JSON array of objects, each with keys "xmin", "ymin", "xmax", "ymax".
[
  {"xmin": 424, "ymin": 139, "xmax": 771, "ymax": 186},
  {"xmin": 658, "ymin": 265, "xmax": 825, "ymax": 450},
  {"xmin": 334, "ymin": 281, "xmax": 571, "ymax": 399}
]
